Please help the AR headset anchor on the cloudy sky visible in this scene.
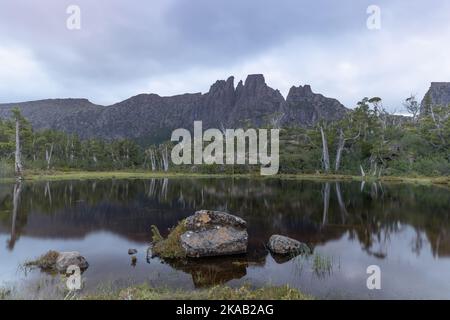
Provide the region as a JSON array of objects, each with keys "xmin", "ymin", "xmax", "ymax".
[{"xmin": 1, "ymin": 0, "xmax": 450, "ymax": 111}]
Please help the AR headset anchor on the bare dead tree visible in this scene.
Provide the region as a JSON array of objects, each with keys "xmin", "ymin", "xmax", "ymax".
[
  {"xmin": 360, "ymin": 165, "xmax": 366, "ymax": 178},
  {"xmin": 320, "ymin": 126, "xmax": 330, "ymax": 172},
  {"xmin": 45, "ymin": 143, "xmax": 54, "ymax": 170},
  {"xmin": 403, "ymin": 95, "xmax": 420, "ymax": 123},
  {"xmin": 13, "ymin": 111, "xmax": 23, "ymax": 177},
  {"xmin": 335, "ymin": 128, "xmax": 360, "ymax": 172},
  {"xmin": 150, "ymin": 148, "xmax": 157, "ymax": 171},
  {"xmin": 161, "ymin": 145, "xmax": 169, "ymax": 172}
]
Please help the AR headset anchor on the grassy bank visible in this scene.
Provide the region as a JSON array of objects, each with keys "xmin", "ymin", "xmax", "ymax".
[
  {"xmin": 10, "ymin": 170, "xmax": 449, "ymax": 187},
  {"xmin": 0, "ymin": 283, "xmax": 311, "ymax": 300},
  {"xmin": 83, "ymin": 284, "xmax": 312, "ymax": 300}
]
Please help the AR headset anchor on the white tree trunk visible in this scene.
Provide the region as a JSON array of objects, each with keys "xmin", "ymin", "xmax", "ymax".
[
  {"xmin": 335, "ymin": 129, "xmax": 345, "ymax": 172},
  {"xmin": 14, "ymin": 118, "xmax": 23, "ymax": 177},
  {"xmin": 46, "ymin": 143, "xmax": 54, "ymax": 170},
  {"xmin": 161, "ymin": 146, "xmax": 169, "ymax": 172},
  {"xmin": 320, "ymin": 127, "xmax": 330, "ymax": 172},
  {"xmin": 360, "ymin": 165, "xmax": 366, "ymax": 177}
]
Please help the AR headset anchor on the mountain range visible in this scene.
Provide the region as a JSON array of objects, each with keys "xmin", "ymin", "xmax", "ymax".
[
  {"xmin": 0, "ymin": 74, "xmax": 347, "ymax": 142},
  {"xmin": 1, "ymin": 75, "xmax": 448, "ymax": 143}
]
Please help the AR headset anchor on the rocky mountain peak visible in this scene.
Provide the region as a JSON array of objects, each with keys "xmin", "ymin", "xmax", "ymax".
[
  {"xmin": 283, "ymin": 84, "xmax": 348, "ymax": 126},
  {"xmin": 208, "ymin": 76, "xmax": 234, "ymax": 96},
  {"xmin": 286, "ymin": 85, "xmax": 314, "ymax": 101},
  {"xmin": 243, "ymin": 74, "xmax": 266, "ymax": 91},
  {"xmin": 421, "ymin": 82, "xmax": 450, "ymax": 113}
]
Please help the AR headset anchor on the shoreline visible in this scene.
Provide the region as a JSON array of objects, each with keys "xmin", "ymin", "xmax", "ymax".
[{"xmin": 1, "ymin": 170, "xmax": 448, "ymax": 186}]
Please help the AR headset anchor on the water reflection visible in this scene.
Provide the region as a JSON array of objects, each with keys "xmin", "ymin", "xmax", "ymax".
[{"xmin": 0, "ymin": 178, "xmax": 449, "ymax": 298}]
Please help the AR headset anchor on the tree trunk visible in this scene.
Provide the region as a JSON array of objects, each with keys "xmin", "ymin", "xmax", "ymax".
[
  {"xmin": 320, "ymin": 127, "xmax": 330, "ymax": 172},
  {"xmin": 360, "ymin": 165, "xmax": 366, "ymax": 177},
  {"xmin": 335, "ymin": 129, "xmax": 345, "ymax": 172},
  {"xmin": 46, "ymin": 143, "xmax": 54, "ymax": 170},
  {"xmin": 161, "ymin": 146, "xmax": 169, "ymax": 172},
  {"xmin": 14, "ymin": 118, "xmax": 23, "ymax": 177}
]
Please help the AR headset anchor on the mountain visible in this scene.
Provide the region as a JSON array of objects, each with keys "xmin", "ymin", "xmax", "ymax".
[
  {"xmin": 0, "ymin": 74, "xmax": 348, "ymax": 142},
  {"xmin": 421, "ymin": 82, "xmax": 450, "ymax": 113}
]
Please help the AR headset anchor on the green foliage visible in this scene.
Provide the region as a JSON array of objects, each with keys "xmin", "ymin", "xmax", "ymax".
[
  {"xmin": 278, "ymin": 97, "xmax": 450, "ymax": 177},
  {"xmin": 0, "ymin": 159, "xmax": 14, "ymax": 178},
  {"xmin": 1, "ymin": 97, "xmax": 449, "ymax": 177},
  {"xmin": 0, "ymin": 113, "xmax": 144, "ymax": 171},
  {"xmin": 151, "ymin": 221, "xmax": 187, "ymax": 259}
]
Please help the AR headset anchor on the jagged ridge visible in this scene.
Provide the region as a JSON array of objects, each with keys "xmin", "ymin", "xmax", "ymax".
[{"xmin": 0, "ymin": 74, "xmax": 348, "ymax": 141}]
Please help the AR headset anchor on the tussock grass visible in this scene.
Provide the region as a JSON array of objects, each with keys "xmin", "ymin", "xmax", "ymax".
[
  {"xmin": 84, "ymin": 284, "xmax": 312, "ymax": 300},
  {"xmin": 0, "ymin": 287, "xmax": 11, "ymax": 300},
  {"xmin": 312, "ymin": 254, "xmax": 333, "ymax": 278},
  {"xmin": 24, "ymin": 250, "xmax": 59, "ymax": 271},
  {"xmin": 151, "ymin": 221, "xmax": 187, "ymax": 259}
]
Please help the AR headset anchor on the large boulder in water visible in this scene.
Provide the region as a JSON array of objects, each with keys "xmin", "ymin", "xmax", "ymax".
[
  {"xmin": 180, "ymin": 210, "xmax": 248, "ymax": 258},
  {"xmin": 268, "ymin": 235, "xmax": 310, "ymax": 255}
]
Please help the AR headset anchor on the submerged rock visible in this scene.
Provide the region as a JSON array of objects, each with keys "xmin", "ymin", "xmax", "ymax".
[
  {"xmin": 55, "ymin": 251, "xmax": 89, "ymax": 272},
  {"xmin": 268, "ymin": 235, "xmax": 310, "ymax": 256},
  {"xmin": 180, "ymin": 210, "xmax": 248, "ymax": 258}
]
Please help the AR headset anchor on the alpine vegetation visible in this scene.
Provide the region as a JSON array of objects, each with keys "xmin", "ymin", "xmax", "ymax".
[{"xmin": 171, "ymin": 121, "xmax": 279, "ymax": 175}]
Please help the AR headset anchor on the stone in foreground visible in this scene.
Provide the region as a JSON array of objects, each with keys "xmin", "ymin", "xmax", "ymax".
[
  {"xmin": 180, "ymin": 210, "xmax": 248, "ymax": 258},
  {"xmin": 268, "ymin": 235, "xmax": 310, "ymax": 255},
  {"xmin": 55, "ymin": 251, "xmax": 89, "ymax": 272}
]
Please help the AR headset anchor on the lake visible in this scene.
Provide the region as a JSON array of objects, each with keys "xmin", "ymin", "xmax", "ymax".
[{"xmin": 0, "ymin": 178, "xmax": 449, "ymax": 299}]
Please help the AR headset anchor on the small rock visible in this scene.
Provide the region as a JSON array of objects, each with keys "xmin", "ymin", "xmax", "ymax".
[
  {"xmin": 268, "ymin": 235, "xmax": 310, "ymax": 255},
  {"xmin": 128, "ymin": 249, "xmax": 138, "ymax": 255},
  {"xmin": 55, "ymin": 251, "xmax": 89, "ymax": 272}
]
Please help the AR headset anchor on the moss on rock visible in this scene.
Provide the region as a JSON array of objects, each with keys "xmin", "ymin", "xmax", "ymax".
[{"xmin": 151, "ymin": 220, "xmax": 187, "ymax": 259}]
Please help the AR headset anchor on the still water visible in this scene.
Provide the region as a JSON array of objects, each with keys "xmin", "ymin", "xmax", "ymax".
[{"xmin": 0, "ymin": 178, "xmax": 449, "ymax": 299}]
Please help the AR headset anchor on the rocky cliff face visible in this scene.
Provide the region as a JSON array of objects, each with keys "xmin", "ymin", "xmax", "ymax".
[
  {"xmin": 421, "ymin": 82, "xmax": 450, "ymax": 113},
  {"xmin": 283, "ymin": 85, "xmax": 347, "ymax": 126},
  {"xmin": 0, "ymin": 74, "xmax": 348, "ymax": 141}
]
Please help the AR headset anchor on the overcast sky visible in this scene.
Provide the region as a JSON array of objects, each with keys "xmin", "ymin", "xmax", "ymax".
[{"xmin": 1, "ymin": 0, "xmax": 450, "ymax": 111}]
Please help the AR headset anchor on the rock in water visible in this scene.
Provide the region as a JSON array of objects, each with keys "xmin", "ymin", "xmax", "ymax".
[
  {"xmin": 268, "ymin": 235, "xmax": 310, "ymax": 255},
  {"xmin": 55, "ymin": 251, "xmax": 89, "ymax": 272},
  {"xmin": 128, "ymin": 248, "xmax": 138, "ymax": 255},
  {"xmin": 180, "ymin": 210, "xmax": 248, "ymax": 258}
]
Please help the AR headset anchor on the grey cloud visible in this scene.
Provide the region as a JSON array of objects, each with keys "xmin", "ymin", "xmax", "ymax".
[{"xmin": 1, "ymin": 0, "xmax": 450, "ymax": 109}]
